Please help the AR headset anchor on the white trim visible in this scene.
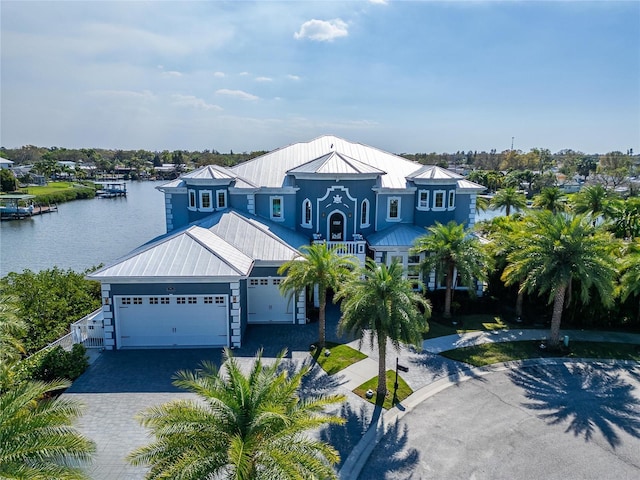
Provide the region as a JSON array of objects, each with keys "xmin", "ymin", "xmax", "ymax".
[
  {"xmin": 301, "ymin": 198, "xmax": 312, "ymax": 228},
  {"xmin": 448, "ymin": 190, "xmax": 456, "ymax": 210},
  {"xmin": 433, "ymin": 190, "xmax": 446, "ymax": 211},
  {"xmin": 360, "ymin": 199, "xmax": 370, "ymax": 228},
  {"xmin": 417, "ymin": 190, "xmax": 430, "ymax": 211},
  {"xmin": 386, "ymin": 196, "xmax": 401, "ymax": 222},
  {"xmin": 188, "ymin": 189, "xmax": 196, "ymax": 211},
  {"xmin": 270, "ymin": 195, "xmax": 284, "ymax": 221},
  {"xmin": 216, "ymin": 189, "xmax": 228, "ymax": 209},
  {"xmin": 199, "ymin": 190, "xmax": 213, "ymax": 212}
]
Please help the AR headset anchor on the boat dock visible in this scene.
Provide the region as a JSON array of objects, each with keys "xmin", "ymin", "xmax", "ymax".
[
  {"xmin": 0, "ymin": 194, "xmax": 58, "ymax": 221},
  {"xmin": 95, "ymin": 181, "xmax": 127, "ymax": 198}
]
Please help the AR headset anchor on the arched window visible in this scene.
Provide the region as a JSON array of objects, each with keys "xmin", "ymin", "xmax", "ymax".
[
  {"xmin": 301, "ymin": 199, "xmax": 312, "ymax": 227},
  {"xmin": 360, "ymin": 199, "xmax": 370, "ymax": 228}
]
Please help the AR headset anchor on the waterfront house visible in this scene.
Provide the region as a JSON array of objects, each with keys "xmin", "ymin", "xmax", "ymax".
[{"xmin": 89, "ymin": 135, "xmax": 484, "ymax": 350}]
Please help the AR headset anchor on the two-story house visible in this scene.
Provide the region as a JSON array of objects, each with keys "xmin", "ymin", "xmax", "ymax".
[{"xmin": 89, "ymin": 135, "xmax": 484, "ymax": 350}]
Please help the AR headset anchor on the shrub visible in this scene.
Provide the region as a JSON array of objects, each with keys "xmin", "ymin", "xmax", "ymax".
[{"xmin": 34, "ymin": 344, "xmax": 89, "ymax": 382}]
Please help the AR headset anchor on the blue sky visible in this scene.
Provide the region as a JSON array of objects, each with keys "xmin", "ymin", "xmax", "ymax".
[{"xmin": 1, "ymin": 1, "xmax": 638, "ymax": 154}]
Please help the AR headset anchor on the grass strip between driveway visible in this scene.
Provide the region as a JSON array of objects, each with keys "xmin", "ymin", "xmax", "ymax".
[
  {"xmin": 311, "ymin": 342, "xmax": 367, "ymax": 375},
  {"xmin": 424, "ymin": 314, "xmax": 536, "ymax": 339},
  {"xmin": 353, "ymin": 370, "xmax": 413, "ymax": 409},
  {"xmin": 441, "ymin": 340, "xmax": 640, "ymax": 367}
]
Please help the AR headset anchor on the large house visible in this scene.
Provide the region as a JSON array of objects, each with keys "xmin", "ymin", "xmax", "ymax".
[{"xmin": 89, "ymin": 135, "xmax": 484, "ymax": 350}]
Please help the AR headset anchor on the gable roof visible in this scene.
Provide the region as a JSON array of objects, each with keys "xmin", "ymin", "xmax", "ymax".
[
  {"xmin": 407, "ymin": 165, "xmax": 463, "ymax": 181},
  {"xmin": 230, "ymin": 135, "xmax": 427, "ymax": 189},
  {"xmin": 88, "ymin": 226, "xmax": 254, "ymax": 281},
  {"xmin": 287, "ymin": 151, "xmax": 386, "ymax": 176},
  {"xmin": 197, "ymin": 209, "xmax": 307, "ymax": 262}
]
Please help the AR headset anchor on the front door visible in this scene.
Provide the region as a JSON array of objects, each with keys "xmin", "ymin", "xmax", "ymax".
[{"xmin": 329, "ymin": 212, "xmax": 345, "ymax": 241}]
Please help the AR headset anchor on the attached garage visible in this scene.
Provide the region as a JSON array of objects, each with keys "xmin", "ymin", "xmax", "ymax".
[
  {"xmin": 114, "ymin": 295, "xmax": 229, "ymax": 348},
  {"xmin": 247, "ymin": 277, "xmax": 295, "ymax": 323}
]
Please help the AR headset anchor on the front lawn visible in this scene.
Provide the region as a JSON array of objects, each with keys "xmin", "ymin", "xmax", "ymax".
[
  {"xmin": 424, "ymin": 314, "xmax": 529, "ymax": 339},
  {"xmin": 311, "ymin": 342, "xmax": 367, "ymax": 375},
  {"xmin": 353, "ymin": 370, "xmax": 413, "ymax": 409},
  {"xmin": 441, "ymin": 340, "xmax": 640, "ymax": 367}
]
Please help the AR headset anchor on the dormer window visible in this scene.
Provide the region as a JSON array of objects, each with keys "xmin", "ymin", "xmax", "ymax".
[
  {"xmin": 418, "ymin": 190, "xmax": 430, "ymax": 210},
  {"xmin": 271, "ymin": 196, "xmax": 283, "ymax": 221},
  {"xmin": 302, "ymin": 199, "xmax": 312, "ymax": 228},
  {"xmin": 433, "ymin": 190, "xmax": 445, "ymax": 211},
  {"xmin": 216, "ymin": 190, "xmax": 227, "ymax": 209},
  {"xmin": 199, "ymin": 190, "xmax": 213, "ymax": 212}
]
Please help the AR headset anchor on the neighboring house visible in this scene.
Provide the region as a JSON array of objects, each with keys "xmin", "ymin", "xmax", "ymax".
[
  {"xmin": 89, "ymin": 135, "xmax": 485, "ymax": 350},
  {"xmin": 0, "ymin": 157, "xmax": 14, "ymax": 169}
]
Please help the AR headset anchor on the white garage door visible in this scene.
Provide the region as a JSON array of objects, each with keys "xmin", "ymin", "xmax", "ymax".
[
  {"xmin": 115, "ymin": 295, "xmax": 229, "ymax": 348},
  {"xmin": 247, "ymin": 278, "xmax": 294, "ymax": 324}
]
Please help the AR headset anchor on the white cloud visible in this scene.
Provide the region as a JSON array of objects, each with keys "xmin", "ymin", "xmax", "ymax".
[
  {"xmin": 239, "ymin": 72, "xmax": 250, "ymax": 76},
  {"xmin": 369, "ymin": 0, "xmax": 388, "ymax": 5},
  {"xmin": 171, "ymin": 94, "xmax": 222, "ymax": 111},
  {"xmin": 287, "ymin": 74, "xmax": 301, "ymax": 81},
  {"xmin": 294, "ymin": 19, "xmax": 348, "ymax": 42},
  {"xmin": 216, "ymin": 89, "xmax": 259, "ymax": 101},
  {"xmin": 213, "ymin": 71, "xmax": 226, "ymax": 77},
  {"xmin": 162, "ymin": 71, "xmax": 183, "ymax": 77},
  {"xmin": 255, "ymin": 76, "xmax": 273, "ymax": 82}
]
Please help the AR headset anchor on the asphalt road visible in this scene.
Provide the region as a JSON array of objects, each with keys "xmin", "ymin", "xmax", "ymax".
[{"xmin": 359, "ymin": 362, "xmax": 640, "ymax": 480}]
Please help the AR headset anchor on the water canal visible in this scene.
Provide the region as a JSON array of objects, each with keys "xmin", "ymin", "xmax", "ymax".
[{"xmin": 0, "ymin": 181, "xmax": 166, "ymax": 277}]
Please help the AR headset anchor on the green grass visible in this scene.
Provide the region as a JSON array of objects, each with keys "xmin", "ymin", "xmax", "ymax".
[
  {"xmin": 20, "ymin": 182, "xmax": 77, "ymax": 194},
  {"xmin": 311, "ymin": 342, "xmax": 367, "ymax": 375},
  {"xmin": 353, "ymin": 370, "xmax": 413, "ymax": 409},
  {"xmin": 424, "ymin": 314, "xmax": 527, "ymax": 339},
  {"xmin": 441, "ymin": 340, "xmax": 640, "ymax": 367}
]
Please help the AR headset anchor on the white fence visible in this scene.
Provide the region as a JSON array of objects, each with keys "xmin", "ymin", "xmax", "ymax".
[{"xmin": 29, "ymin": 308, "xmax": 104, "ymax": 358}]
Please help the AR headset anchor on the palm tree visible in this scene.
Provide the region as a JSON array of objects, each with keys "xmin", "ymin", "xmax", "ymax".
[
  {"xmin": 0, "ymin": 294, "xmax": 25, "ymax": 368},
  {"xmin": 502, "ymin": 212, "xmax": 617, "ymax": 348},
  {"xmin": 570, "ymin": 184, "xmax": 610, "ymax": 216},
  {"xmin": 0, "ymin": 378, "xmax": 95, "ymax": 479},
  {"xmin": 533, "ymin": 186, "xmax": 566, "ymax": 213},
  {"xmin": 128, "ymin": 348, "xmax": 345, "ymax": 480},
  {"xmin": 607, "ymin": 198, "xmax": 640, "ymax": 240},
  {"xmin": 337, "ymin": 260, "xmax": 430, "ymax": 400},
  {"xmin": 412, "ymin": 221, "xmax": 488, "ymax": 319},
  {"xmin": 483, "ymin": 216, "xmax": 527, "ymax": 319},
  {"xmin": 278, "ymin": 242, "xmax": 358, "ymax": 347},
  {"xmin": 490, "ymin": 187, "xmax": 527, "ymax": 216},
  {"xmin": 619, "ymin": 240, "xmax": 640, "ymax": 324}
]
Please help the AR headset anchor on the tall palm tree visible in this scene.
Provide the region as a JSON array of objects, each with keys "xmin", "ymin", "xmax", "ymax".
[
  {"xmin": 128, "ymin": 348, "xmax": 345, "ymax": 480},
  {"xmin": 412, "ymin": 221, "xmax": 488, "ymax": 318},
  {"xmin": 0, "ymin": 378, "xmax": 95, "ymax": 479},
  {"xmin": 278, "ymin": 242, "xmax": 358, "ymax": 347},
  {"xmin": 533, "ymin": 186, "xmax": 566, "ymax": 213},
  {"xmin": 502, "ymin": 212, "xmax": 617, "ymax": 348},
  {"xmin": 490, "ymin": 187, "xmax": 527, "ymax": 216},
  {"xmin": 337, "ymin": 260, "xmax": 430, "ymax": 400}
]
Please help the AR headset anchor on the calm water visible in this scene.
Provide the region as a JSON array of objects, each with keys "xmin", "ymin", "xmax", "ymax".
[{"xmin": 0, "ymin": 181, "xmax": 167, "ymax": 277}]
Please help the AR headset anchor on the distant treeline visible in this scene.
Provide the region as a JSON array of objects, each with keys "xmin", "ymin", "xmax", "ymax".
[{"xmin": 1, "ymin": 145, "xmax": 637, "ymax": 184}]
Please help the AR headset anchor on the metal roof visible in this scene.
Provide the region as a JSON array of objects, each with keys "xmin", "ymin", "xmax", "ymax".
[
  {"xmin": 181, "ymin": 164, "xmax": 237, "ymax": 180},
  {"xmin": 197, "ymin": 209, "xmax": 308, "ymax": 262},
  {"xmin": 287, "ymin": 151, "xmax": 386, "ymax": 176},
  {"xmin": 407, "ymin": 165, "xmax": 463, "ymax": 181},
  {"xmin": 230, "ymin": 135, "xmax": 428, "ymax": 189},
  {"xmin": 88, "ymin": 226, "xmax": 253, "ymax": 280},
  {"xmin": 456, "ymin": 179, "xmax": 486, "ymax": 191},
  {"xmin": 366, "ymin": 224, "xmax": 427, "ymax": 248}
]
